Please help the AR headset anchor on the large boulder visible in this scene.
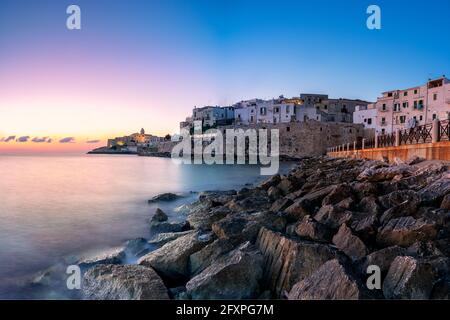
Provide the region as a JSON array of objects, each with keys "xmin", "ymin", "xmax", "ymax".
[
  {"xmin": 189, "ymin": 239, "xmax": 235, "ymax": 275},
  {"xmin": 357, "ymin": 165, "xmax": 412, "ymax": 182},
  {"xmin": 288, "ymin": 259, "xmax": 367, "ymax": 300},
  {"xmin": 151, "ymin": 208, "xmax": 168, "ymax": 222},
  {"xmin": 358, "ymin": 246, "xmax": 406, "ymax": 276},
  {"xmin": 256, "ymin": 227, "xmax": 339, "ymax": 297},
  {"xmin": 376, "ymin": 216, "xmax": 438, "ymax": 248},
  {"xmin": 78, "ymin": 248, "xmax": 125, "ymax": 270},
  {"xmin": 148, "ymin": 230, "xmax": 195, "ymax": 247},
  {"xmin": 212, "ymin": 211, "xmax": 286, "ymax": 244},
  {"xmin": 383, "ymin": 256, "xmax": 435, "ymax": 299},
  {"xmin": 148, "ymin": 192, "xmax": 182, "ymax": 203},
  {"xmin": 314, "ymin": 205, "xmax": 353, "ymax": 229},
  {"xmin": 138, "ymin": 231, "xmax": 212, "ymax": 281},
  {"xmin": 332, "ymin": 224, "xmax": 368, "ymax": 261},
  {"xmin": 186, "ymin": 242, "xmax": 264, "ymax": 299},
  {"xmin": 187, "ymin": 205, "xmax": 231, "ymax": 230},
  {"xmin": 82, "ymin": 264, "xmax": 169, "ymax": 300},
  {"xmin": 419, "ymin": 173, "xmax": 450, "ymax": 205},
  {"xmin": 321, "ymin": 184, "xmax": 353, "ymax": 206},
  {"xmin": 259, "ymin": 174, "xmax": 281, "ymax": 190}
]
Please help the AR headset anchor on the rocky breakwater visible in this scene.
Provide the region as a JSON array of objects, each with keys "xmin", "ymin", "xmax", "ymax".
[{"xmin": 83, "ymin": 156, "xmax": 450, "ymax": 299}]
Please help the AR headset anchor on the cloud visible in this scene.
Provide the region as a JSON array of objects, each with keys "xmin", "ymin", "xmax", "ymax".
[
  {"xmin": 2, "ymin": 136, "xmax": 16, "ymax": 142},
  {"xmin": 59, "ymin": 137, "xmax": 75, "ymax": 143},
  {"xmin": 31, "ymin": 137, "xmax": 49, "ymax": 143},
  {"xmin": 16, "ymin": 136, "xmax": 30, "ymax": 143},
  {"xmin": 86, "ymin": 139, "xmax": 100, "ymax": 144}
]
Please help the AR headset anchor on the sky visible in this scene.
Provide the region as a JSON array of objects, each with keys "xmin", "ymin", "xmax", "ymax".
[{"xmin": 0, "ymin": 0, "xmax": 449, "ymax": 153}]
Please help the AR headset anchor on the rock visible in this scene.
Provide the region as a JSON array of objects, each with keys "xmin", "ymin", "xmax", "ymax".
[
  {"xmin": 314, "ymin": 205, "xmax": 353, "ymax": 229},
  {"xmin": 270, "ymin": 197, "xmax": 293, "ymax": 212},
  {"xmin": 383, "ymin": 256, "xmax": 435, "ymax": 299},
  {"xmin": 406, "ymin": 241, "xmax": 442, "ymax": 258},
  {"xmin": 393, "ymin": 157, "xmax": 405, "ymax": 165},
  {"xmin": 82, "ymin": 264, "xmax": 169, "ymax": 300},
  {"xmin": 357, "ymin": 196, "xmax": 380, "ymax": 215},
  {"xmin": 284, "ymin": 198, "xmax": 313, "ymax": 220},
  {"xmin": 149, "ymin": 220, "xmax": 190, "ymax": 234},
  {"xmin": 199, "ymin": 190, "xmax": 236, "ymax": 204},
  {"xmin": 358, "ymin": 246, "xmax": 406, "ymax": 275},
  {"xmin": 376, "ymin": 216, "xmax": 438, "ymax": 248},
  {"xmin": 151, "ymin": 208, "xmax": 168, "ymax": 222},
  {"xmin": 256, "ymin": 227, "xmax": 339, "ymax": 297},
  {"xmin": 187, "ymin": 205, "xmax": 231, "ymax": 230},
  {"xmin": 351, "ymin": 182, "xmax": 378, "ymax": 198},
  {"xmin": 440, "ymin": 194, "xmax": 450, "ymax": 210},
  {"xmin": 276, "ymin": 178, "xmax": 294, "ymax": 195},
  {"xmin": 419, "ymin": 174, "xmax": 450, "ymax": 205},
  {"xmin": 321, "ymin": 184, "xmax": 353, "ymax": 206},
  {"xmin": 350, "ymin": 213, "xmax": 378, "ymax": 241},
  {"xmin": 406, "ymin": 155, "xmax": 425, "ymax": 166},
  {"xmin": 78, "ymin": 248, "xmax": 125, "ymax": 270},
  {"xmin": 431, "ymin": 280, "xmax": 450, "ymax": 299},
  {"xmin": 259, "ymin": 174, "xmax": 281, "ymax": 190},
  {"xmin": 336, "ymin": 197, "xmax": 354, "ymax": 210},
  {"xmin": 186, "ymin": 242, "xmax": 264, "ymax": 299},
  {"xmin": 267, "ymin": 186, "xmax": 282, "ymax": 200},
  {"xmin": 226, "ymin": 190, "xmax": 271, "ymax": 212},
  {"xmin": 288, "ymin": 259, "xmax": 367, "ymax": 300},
  {"xmin": 138, "ymin": 231, "xmax": 213, "ymax": 281},
  {"xmin": 212, "ymin": 211, "xmax": 286, "ymax": 244},
  {"xmin": 123, "ymin": 238, "xmax": 150, "ymax": 258},
  {"xmin": 332, "ymin": 224, "xmax": 368, "ymax": 261},
  {"xmin": 295, "ymin": 216, "xmax": 332, "ymax": 242},
  {"xmin": 189, "ymin": 239, "xmax": 235, "ymax": 275},
  {"xmin": 148, "ymin": 230, "xmax": 195, "ymax": 247},
  {"xmin": 148, "ymin": 192, "xmax": 182, "ymax": 203},
  {"xmin": 357, "ymin": 165, "xmax": 412, "ymax": 182}
]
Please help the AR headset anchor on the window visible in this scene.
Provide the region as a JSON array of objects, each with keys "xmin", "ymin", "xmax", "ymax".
[
  {"xmin": 286, "ymin": 106, "xmax": 290, "ymax": 113},
  {"xmin": 382, "ymin": 129, "xmax": 385, "ymax": 134},
  {"xmin": 414, "ymin": 89, "xmax": 418, "ymax": 94},
  {"xmin": 260, "ymin": 107, "xmax": 266, "ymax": 115},
  {"xmin": 404, "ymin": 92, "xmax": 408, "ymax": 96},
  {"xmin": 388, "ymin": 92, "xmax": 393, "ymax": 97},
  {"xmin": 382, "ymin": 104, "xmax": 387, "ymax": 110},
  {"xmin": 364, "ymin": 119, "xmax": 367, "ymax": 123},
  {"xmin": 402, "ymin": 102, "xmax": 408, "ymax": 108},
  {"xmin": 394, "ymin": 103, "xmax": 400, "ymax": 111},
  {"xmin": 414, "ymin": 100, "xmax": 418, "ymax": 109},
  {"xmin": 367, "ymin": 118, "xmax": 372, "ymax": 125},
  {"xmin": 400, "ymin": 116, "xmax": 406, "ymax": 124},
  {"xmin": 324, "ymin": 105, "xmax": 328, "ymax": 109},
  {"xmin": 381, "ymin": 117, "xmax": 386, "ymax": 124},
  {"xmin": 420, "ymin": 115, "xmax": 423, "ymax": 121},
  {"xmin": 433, "ymin": 114, "xmax": 437, "ymax": 120},
  {"xmin": 286, "ymin": 126, "xmax": 290, "ymax": 132},
  {"xmin": 433, "ymin": 93, "xmax": 438, "ymax": 101},
  {"xmin": 274, "ymin": 107, "xmax": 279, "ymax": 113}
]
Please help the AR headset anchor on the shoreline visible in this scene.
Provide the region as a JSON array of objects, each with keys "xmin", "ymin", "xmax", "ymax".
[{"xmin": 22, "ymin": 156, "xmax": 450, "ymax": 299}]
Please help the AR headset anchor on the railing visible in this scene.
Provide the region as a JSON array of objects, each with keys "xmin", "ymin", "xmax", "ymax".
[{"xmin": 327, "ymin": 118, "xmax": 449, "ymax": 154}]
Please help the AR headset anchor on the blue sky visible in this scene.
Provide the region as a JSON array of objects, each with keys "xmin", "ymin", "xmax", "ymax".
[{"xmin": 0, "ymin": 0, "xmax": 449, "ymax": 147}]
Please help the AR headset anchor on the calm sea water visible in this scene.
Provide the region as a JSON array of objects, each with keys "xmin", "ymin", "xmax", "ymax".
[{"xmin": 0, "ymin": 154, "xmax": 293, "ymax": 298}]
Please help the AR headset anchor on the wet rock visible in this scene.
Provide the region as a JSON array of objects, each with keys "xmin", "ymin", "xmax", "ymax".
[
  {"xmin": 376, "ymin": 216, "xmax": 438, "ymax": 248},
  {"xmin": 226, "ymin": 190, "xmax": 271, "ymax": 212},
  {"xmin": 332, "ymin": 224, "xmax": 368, "ymax": 261},
  {"xmin": 148, "ymin": 193, "xmax": 182, "ymax": 203},
  {"xmin": 383, "ymin": 256, "xmax": 435, "ymax": 299},
  {"xmin": 123, "ymin": 238, "xmax": 150, "ymax": 258},
  {"xmin": 186, "ymin": 242, "xmax": 263, "ymax": 299},
  {"xmin": 151, "ymin": 208, "xmax": 168, "ymax": 222},
  {"xmin": 138, "ymin": 231, "xmax": 213, "ymax": 282},
  {"xmin": 148, "ymin": 230, "xmax": 195, "ymax": 247},
  {"xmin": 82, "ymin": 264, "xmax": 169, "ymax": 300},
  {"xmin": 189, "ymin": 239, "xmax": 235, "ymax": 275},
  {"xmin": 78, "ymin": 248, "xmax": 125, "ymax": 270},
  {"xmin": 149, "ymin": 220, "xmax": 190, "ymax": 234},
  {"xmin": 288, "ymin": 259, "xmax": 367, "ymax": 300},
  {"xmin": 295, "ymin": 216, "xmax": 332, "ymax": 242},
  {"xmin": 256, "ymin": 227, "xmax": 339, "ymax": 297},
  {"xmin": 199, "ymin": 190, "xmax": 236, "ymax": 204}
]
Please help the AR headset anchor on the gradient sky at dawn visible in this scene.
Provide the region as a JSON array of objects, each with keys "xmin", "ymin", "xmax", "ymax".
[{"xmin": 1, "ymin": 0, "xmax": 449, "ymax": 153}]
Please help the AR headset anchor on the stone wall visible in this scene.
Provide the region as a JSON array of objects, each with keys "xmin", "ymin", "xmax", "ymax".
[{"xmin": 219, "ymin": 120, "xmax": 372, "ymax": 158}]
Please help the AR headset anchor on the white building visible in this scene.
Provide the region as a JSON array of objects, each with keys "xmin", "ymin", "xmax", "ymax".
[
  {"xmin": 357, "ymin": 76, "xmax": 450, "ymax": 134},
  {"xmin": 353, "ymin": 104, "xmax": 378, "ymax": 132}
]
